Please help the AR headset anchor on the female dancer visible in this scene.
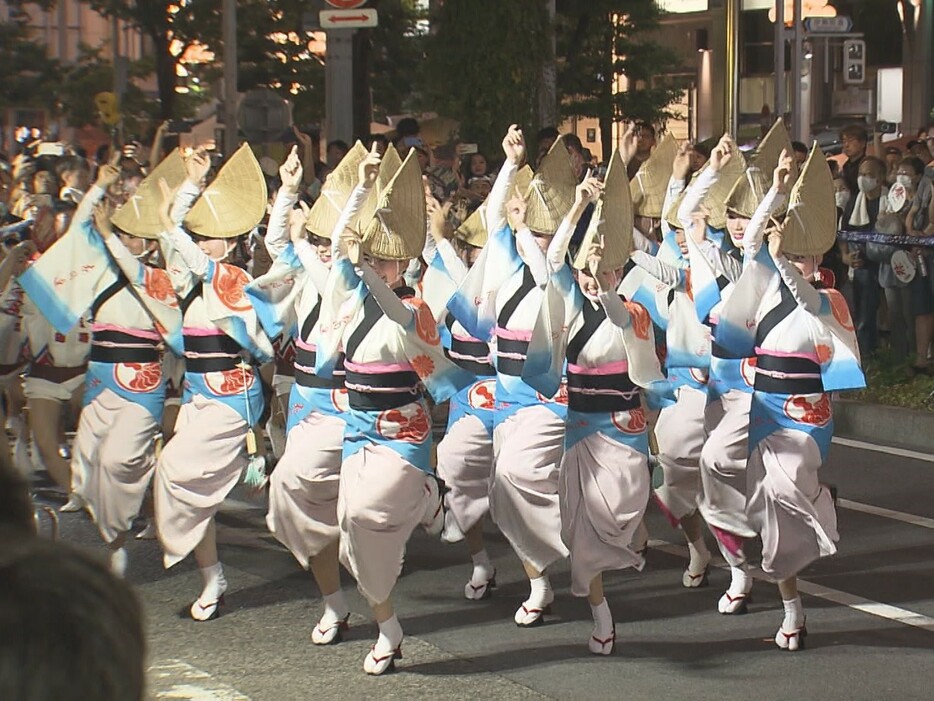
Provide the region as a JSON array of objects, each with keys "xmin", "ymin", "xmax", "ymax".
[
  {"xmin": 422, "ymin": 200, "xmax": 499, "ymax": 601},
  {"xmin": 257, "ymin": 144, "xmax": 367, "ymax": 645},
  {"xmin": 717, "ymin": 145, "xmax": 864, "ymax": 649},
  {"xmin": 314, "ymin": 147, "xmax": 471, "ymax": 674},
  {"xmin": 451, "ymin": 127, "xmax": 577, "ymax": 626},
  {"xmin": 525, "ymin": 151, "xmax": 667, "ymax": 653},
  {"xmin": 153, "ymin": 145, "xmax": 273, "ymax": 620}
]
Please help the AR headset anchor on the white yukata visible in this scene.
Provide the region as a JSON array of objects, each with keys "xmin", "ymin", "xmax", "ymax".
[
  {"xmin": 422, "ymin": 238, "xmax": 496, "ymax": 537},
  {"xmin": 314, "ymin": 242, "xmax": 472, "ymax": 606},
  {"xmin": 154, "ymin": 182, "xmax": 272, "ymax": 568},
  {"xmin": 716, "ymin": 206, "xmax": 864, "ymax": 580},
  {"xmin": 526, "ymin": 269, "xmax": 668, "ymax": 595},
  {"xmin": 254, "ymin": 184, "xmax": 366, "ymax": 569}
]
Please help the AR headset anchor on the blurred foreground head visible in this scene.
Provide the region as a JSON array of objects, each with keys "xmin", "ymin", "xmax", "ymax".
[{"xmin": 0, "ymin": 515, "xmax": 145, "ymax": 700}]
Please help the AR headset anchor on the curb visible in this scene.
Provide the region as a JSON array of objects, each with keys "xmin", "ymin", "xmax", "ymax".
[{"xmin": 833, "ymin": 399, "xmax": 934, "ymax": 454}]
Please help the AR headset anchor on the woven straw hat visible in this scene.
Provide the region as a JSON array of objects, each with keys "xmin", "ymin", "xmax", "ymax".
[
  {"xmin": 573, "ymin": 149, "xmax": 633, "ymax": 272},
  {"xmin": 454, "ymin": 204, "xmax": 489, "ymax": 248},
  {"xmin": 524, "ymin": 135, "xmax": 577, "ymax": 235},
  {"xmin": 305, "ymin": 140, "xmax": 369, "ymax": 239},
  {"xmin": 631, "ymin": 133, "xmax": 677, "ymax": 218},
  {"xmin": 513, "ymin": 165, "xmax": 534, "ymax": 201},
  {"xmin": 725, "ymin": 167, "xmax": 769, "ymax": 219},
  {"xmin": 356, "ymin": 143, "xmax": 404, "ymax": 232},
  {"xmin": 781, "ymin": 144, "xmax": 836, "ymax": 256},
  {"xmin": 755, "ymin": 119, "xmax": 793, "ymax": 177},
  {"xmin": 361, "ymin": 149, "xmax": 426, "ymax": 261},
  {"xmin": 111, "ymin": 149, "xmax": 186, "ymax": 239},
  {"xmin": 184, "ymin": 144, "xmax": 268, "ymax": 239},
  {"xmin": 664, "ymin": 169, "xmax": 698, "ymax": 232},
  {"xmin": 699, "ymin": 144, "xmax": 747, "ymax": 230},
  {"xmin": 727, "ymin": 119, "xmax": 794, "ymax": 218}
]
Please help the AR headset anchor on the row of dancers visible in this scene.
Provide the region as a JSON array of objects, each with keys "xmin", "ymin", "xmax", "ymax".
[{"xmin": 0, "ymin": 119, "xmax": 864, "ymax": 675}]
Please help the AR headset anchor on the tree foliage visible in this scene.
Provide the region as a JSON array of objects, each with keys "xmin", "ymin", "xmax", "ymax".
[
  {"xmin": 556, "ymin": 0, "xmax": 682, "ymax": 160},
  {"xmin": 0, "ymin": 8, "xmax": 61, "ymax": 117},
  {"xmin": 421, "ymin": 0, "xmax": 550, "ymax": 156}
]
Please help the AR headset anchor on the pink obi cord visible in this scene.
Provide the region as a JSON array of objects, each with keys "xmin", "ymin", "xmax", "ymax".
[
  {"xmin": 295, "ymin": 338, "xmax": 317, "ymax": 352},
  {"xmin": 755, "ymin": 347, "xmax": 820, "ymax": 363},
  {"xmin": 567, "ymin": 360, "xmax": 630, "ymax": 376},
  {"xmin": 182, "ymin": 327, "xmax": 227, "ymax": 337},
  {"xmin": 495, "ymin": 326, "xmax": 532, "ymax": 342},
  {"xmin": 343, "ymin": 359, "xmax": 414, "ymax": 374},
  {"xmin": 92, "ymin": 324, "xmax": 161, "ymax": 342}
]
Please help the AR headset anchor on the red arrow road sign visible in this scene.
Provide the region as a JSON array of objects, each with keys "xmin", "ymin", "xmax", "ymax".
[
  {"xmin": 319, "ymin": 8, "xmax": 378, "ymax": 29},
  {"xmin": 325, "ymin": 0, "xmax": 367, "ymax": 8}
]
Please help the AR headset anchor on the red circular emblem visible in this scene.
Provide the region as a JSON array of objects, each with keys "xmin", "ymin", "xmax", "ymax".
[
  {"xmin": 204, "ymin": 367, "xmax": 256, "ymax": 396},
  {"xmin": 412, "ymin": 299, "xmax": 440, "ymax": 346},
  {"xmin": 624, "ymin": 302, "xmax": 651, "ymax": 340},
  {"xmin": 783, "ymin": 394, "xmax": 832, "ymax": 427},
  {"xmin": 689, "ymin": 368, "xmax": 709, "ymax": 385},
  {"xmin": 825, "ymin": 290, "xmax": 854, "ymax": 332},
  {"xmin": 113, "ymin": 362, "xmax": 162, "ymax": 393},
  {"xmin": 467, "ymin": 379, "xmax": 496, "ymax": 410},
  {"xmin": 212, "ymin": 264, "xmax": 251, "ymax": 312},
  {"xmin": 325, "ymin": 0, "xmax": 367, "ymax": 8},
  {"xmin": 376, "ymin": 403, "xmax": 431, "ymax": 443},
  {"xmin": 144, "ymin": 268, "xmax": 178, "ymax": 307},
  {"xmin": 612, "ymin": 407, "xmax": 647, "ymax": 434}
]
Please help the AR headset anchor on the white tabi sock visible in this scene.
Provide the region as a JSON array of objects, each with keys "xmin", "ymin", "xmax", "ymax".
[
  {"xmin": 321, "ymin": 590, "xmax": 349, "ymax": 626},
  {"xmin": 470, "ymin": 550, "xmax": 494, "ymax": 585},
  {"xmin": 198, "ymin": 562, "xmax": 227, "ymax": 604},
  {"xmin": 375, "ymin": 615, "xmax": 403, "ymax": 654},
  {"xmin": 686, "ymin": 538, "xmax": 711, "ymax": 575},
  {"xmin": 782, "ymin": 596, "xmax": 805, "ymax": 631},
  {"xmin": 590, "ymin": 598, "xmax": 613, "ymax": 638},
  {"xmin": 727, "ymin": 564, "xmax": 752, "ymax": 597},
  {"xmin": 527, "ymin": 575, "xmax": 553, "ymax": 608}
]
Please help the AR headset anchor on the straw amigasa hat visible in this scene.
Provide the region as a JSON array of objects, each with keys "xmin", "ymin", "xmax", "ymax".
[
  {"xmin": 513, "ymin": 164, "xmax": 534, "ymax": 201},
  {"xmin": 780, "ymin": 144, "xmax": 836, "ymax": 256},
  {"xmin": 524, "ymin": 135, "xmax": 577, "ymax": 235},
  {"xmin": 356, "ymin": 143, "xmax": 404, "ymax": 230},
  {"xmin": 725, "ymin": 119, "xmax": 793, "ymax": 218},
  {"xmin": 573, "ymin": 148, "xmax": 633, "ymax": 272},
  {"xmin": 664, "ymin": 169, "xmax": 699, "ymax": 232},
  {"xmin": 698, "ymin": 143, "xmax": 747, "ymax": 230},
  {"xmin": 183, "ymin": 144, "xmax": 268, "ymax": 239},
  {"xmin": 454, "ymin": 204, "xmax": 489, "ymax": 249},
  {"xmin": 631, "ymin": 133, "xmax": 677, "ymax": 218},
  {"xmin": 111, "ymin": 149, "xmax": 187, "ymax": 239},
  {"xmin": 360, "ymin": 148, "xmax": 426, "ymax": 261},
  {"xmin": 305, "ymin": 140, "xmax": 369, "ymax": 239}
]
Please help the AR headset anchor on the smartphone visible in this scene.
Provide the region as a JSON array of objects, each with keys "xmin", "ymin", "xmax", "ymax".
[
  {"xmin": 457, "ymin": 143, "xmax": 479, "ymax": 156},
  {"xmin": 166, "ymin": 120, "xmax": 194, "ymax": 134},
  {"xmin": 37, "ymin": 142, "xmax": 65, "ymax": 157}
]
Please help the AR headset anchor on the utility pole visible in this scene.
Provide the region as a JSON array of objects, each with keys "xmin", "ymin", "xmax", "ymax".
[
  {"xmin": 539, "ymin": 0, "xmax": 557, "ymax": 129},
  {"xmin": 223, "ymin": 0, "xmax": 238, "ymax": 157},
  {"xmin": 723, "ymin": 0, "xmax": 740, "ymax": 135},
  {"xmin": 774, "ymin": 0, "xmax": 785, "ymax": 126},
  {"xmin": 325, "ymin": 30, "xmax": 355, "ymax": 145},
  {"xmin": 790, "ymin": 0, "xmax": 804, "ymax": 141}
]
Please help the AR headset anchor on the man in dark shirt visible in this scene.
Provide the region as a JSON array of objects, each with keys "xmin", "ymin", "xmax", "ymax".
[{"xmin": 839, "ymin": 124, "xmax": 868, "ymax": 196}]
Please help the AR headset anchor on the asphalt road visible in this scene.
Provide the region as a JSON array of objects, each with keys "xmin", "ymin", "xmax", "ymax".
[{"xmin": 35, "ymin": 438, "xmax": 934, "ymax": 701}]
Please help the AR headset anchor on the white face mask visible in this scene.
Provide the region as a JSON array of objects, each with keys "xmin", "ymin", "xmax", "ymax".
[
  {"xmin": 857, "ymin": 175, "xmax": 878, "ymax": 193},
  {"xmin": 835, "ymin": 190, "xmax": 850, "ymax": 209},
  {"xmin": 896, "ymin": 174, "xmax": 913, "ymax": 189}
]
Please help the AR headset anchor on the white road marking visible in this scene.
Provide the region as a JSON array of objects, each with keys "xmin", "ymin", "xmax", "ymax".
[
  {"xmin": 649, "ymin": 540, "xmax": 934, "ymax": 634},
  {"xmin": 838, "ymin": 498, "xmax": 934, "ymax": 530},
  {"xmin": 832, "ymin": 436, "xmax": 934, "ymax": 463},
  {"xmin": 149, "ymin": 660, "xmax": 250, "ymax": 700}
]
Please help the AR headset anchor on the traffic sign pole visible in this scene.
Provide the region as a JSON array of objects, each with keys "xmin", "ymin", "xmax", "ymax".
[{"xmin": 325, "ymin": 28, "xmax": 355, "ymax": 146}]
